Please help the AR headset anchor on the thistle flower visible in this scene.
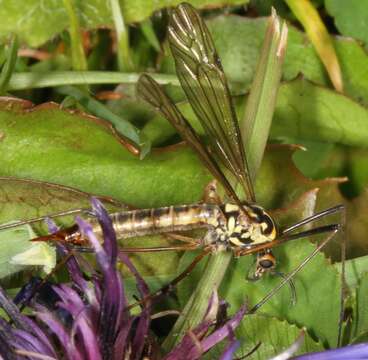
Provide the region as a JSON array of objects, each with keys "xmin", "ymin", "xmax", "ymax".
[
  {"xmin": 0, "ymin": 198, "xmax": 152, "ymax": 359},
  {"xmin": 0, "ymin": 198, "xmax": 247, "ymax": 359}
]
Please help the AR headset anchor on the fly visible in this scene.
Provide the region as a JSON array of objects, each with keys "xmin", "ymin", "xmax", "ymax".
[{"xmin": 0, "ymin": 3, "xmax": 344, "ymax": 319}]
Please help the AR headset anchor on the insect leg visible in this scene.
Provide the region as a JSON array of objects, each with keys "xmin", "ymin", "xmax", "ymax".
[
  {"xmin": 165, "ymin": 233, "xmax": 202, "ymax": 245},
  {"xmin": 282, "ymin": 204, "xmax": 346, "ymax": 346},
  {"xmin": 202, "ymin": 180, "xmax": 222, "ymax": 205},
  {"xmin": 249, "ymin": 224, "xmax": 340, "ymax": 314},
  {"xmin": 119, "ymin": 243, "xmax": 200, "ymax": 253},
  {"xmin": 0, "ymin": 208, "xmax": 94, "ymax": 231},
  {"xmin": 124, "ymin": 247, "xmax": 211, "ymax": 312}
]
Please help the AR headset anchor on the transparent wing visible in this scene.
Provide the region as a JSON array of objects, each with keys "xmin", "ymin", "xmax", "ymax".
[
  {"xmin": 137, "ymin": 74, "xmax": 244, "ymax": 206},
  {"xmin": 168, "ymin": 3, "xmax": 255, "ymax": 203}
]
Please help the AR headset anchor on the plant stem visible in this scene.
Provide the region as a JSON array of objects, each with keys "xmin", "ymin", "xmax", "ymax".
[
  {"xmin": 7, "ymin": 71, "xmax": 179, "ymax": 91},
  {"xmin": 62, "ymin": 0, "xmax": 87, "ymax": 72},
  {"xmin": 109, "ymin": 0, "xmax": 134, "ymax": 71}
]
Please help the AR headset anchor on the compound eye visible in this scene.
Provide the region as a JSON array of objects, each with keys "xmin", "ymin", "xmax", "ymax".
[{"xmin": 259, "ymin": 259, "xmax": 274, "ymax": 269}]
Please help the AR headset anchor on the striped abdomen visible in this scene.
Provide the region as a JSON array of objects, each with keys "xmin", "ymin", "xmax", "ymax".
[
  {"xmin": 106, "ymin": 204, "xmax": 220, "ymax": 239},
  {"xmin": 37, "ymin": 204, "xmax": 222, "ymax": 246}
]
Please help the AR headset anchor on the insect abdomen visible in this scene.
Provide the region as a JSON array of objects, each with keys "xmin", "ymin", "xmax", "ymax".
[{"xmin": 109, "ymin": 204, "xmax": 219, "ymax": 238}]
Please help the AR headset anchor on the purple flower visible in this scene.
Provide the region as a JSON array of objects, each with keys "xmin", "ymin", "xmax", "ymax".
[
  {"xmin": 0, "ymin": 198, "xmax": 246, "ymax": 359},
  {"xmin": 0, "ymin": 198, "xmax": 151, "ymax": 359},
  {"xmin": 291, "ymin": 343, "xmax": 368, "ymax": 360}
]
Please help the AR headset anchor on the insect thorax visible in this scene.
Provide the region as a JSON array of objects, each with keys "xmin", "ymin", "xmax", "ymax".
[{"xmin": 205, "ymin": 203, "xmax": 277, "ymax": 250}]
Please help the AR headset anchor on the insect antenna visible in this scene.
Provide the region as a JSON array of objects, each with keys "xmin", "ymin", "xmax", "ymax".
[{"xmin": 281, "ymin": 204, "xmax": 344, "ymax": 235}]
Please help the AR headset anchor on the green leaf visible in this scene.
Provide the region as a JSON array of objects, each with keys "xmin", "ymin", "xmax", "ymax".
[
  {"xmin": 292, "ymin": 142, "xmax": 346, "ymax": 180},
  {"xmin": 202, "ymin": 16, "xmax": 368, "ymax": 104},
  {"xmin": 325, "ymin": 0, "xmax": 368, "ymax": 45},
  {"xmin": 271, "ymin": 78, "xmax": 368, "ymax": 147},
  {"xmin": 0, "ymin": 0, "xmax": 246, "ymax": 47},
  {"xmin": 204, "ymin": 314, "xmax": 323, "ymax": 359},
  {"xmin": 63, "ymin": 0, "xmax": 88, "ymax": 72},
  {"xmin": 56, "ymin": 85, "xmax": 150, "ymax": 157},
  {"xmin": 0, "ymin": 98, "xmax": 211, "ymax": 208}
]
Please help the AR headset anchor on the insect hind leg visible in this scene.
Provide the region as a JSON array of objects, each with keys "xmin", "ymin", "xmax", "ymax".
[
  {"xmin": 0, "ymin": 208, "xmax": 94, "ymax": 231},
  {"xmin": 124, "ymin": 247, "xmax": 212, "ymax": 312}
]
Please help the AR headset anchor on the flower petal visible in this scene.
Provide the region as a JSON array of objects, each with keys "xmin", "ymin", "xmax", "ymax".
[
  {"xmin": 292, "ymin": 343, "xmax": 368, "ymax": 360},
  {"xmin": 219, "ymin": 338, "xmax": 240, "ymax": 360},
  {"xmin": 201, "ymin": 304, "xmax": 247, "ymax": 353},
  {"xmin": 91, "ymin": 197, "xmax": 117, "ymax": 263}
]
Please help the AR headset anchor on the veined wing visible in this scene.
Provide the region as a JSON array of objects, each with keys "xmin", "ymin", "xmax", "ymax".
[
  {"xmin": 137, "ymin": 74, "xmax": 244, "ymax": 207},
  {"xmin": 168, "ymin": 3, "xmax": 256, "ymax": 203}
]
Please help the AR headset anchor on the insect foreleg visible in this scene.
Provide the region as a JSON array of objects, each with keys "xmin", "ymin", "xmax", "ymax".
[{"xmin": 249, "ymin": 225, "xmax": 340, "ymax": 314}]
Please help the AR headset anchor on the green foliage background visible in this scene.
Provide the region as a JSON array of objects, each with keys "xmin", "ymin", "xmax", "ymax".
[{"xmin": 1, "ymin": 0, "xmax": 368, "ymax": 358}]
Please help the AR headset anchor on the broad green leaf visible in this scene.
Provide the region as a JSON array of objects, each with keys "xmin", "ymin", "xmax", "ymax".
[
  {"xmin": 56, "ymin": 85, "xmax": 149, "ymax": 157},
  {"xmin": 201, "ymin": 16, "xmax": 368, "ymax": 104},
  {"xmin": 271, "ymin": 79, "xmax": 368, "ymax": 147},
  {"xmin": 325, "ymin": 0, "xmax": 368, "ymax": 45},
  {"xmin": 0, "ymin": 98, "xmax": 211, "ymax": 207},
  {"xmin": 0, "ymin": 0, "xmax": 246, "ymax": 47},
  {"xmin": 204, "ymin": 314, "xmax": 323, "ymax": 359},
  {"xmin": 292, "ymin": 142, "xmax": 346, "ymax": 180}
]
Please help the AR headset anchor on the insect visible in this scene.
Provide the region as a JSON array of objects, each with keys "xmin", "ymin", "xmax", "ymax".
[{"xmin": 0, "ymin": 3, "xmax": 344, "ymax": 319}]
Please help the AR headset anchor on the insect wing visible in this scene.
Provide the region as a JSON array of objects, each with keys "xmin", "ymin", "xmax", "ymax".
[
  {"xmin": 137, "ymin": 74, "xmax": 242, "ymax": 204},
  {"xmin": 168, "ymin": 3, "xmax": 255, "ymax": 203}
]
